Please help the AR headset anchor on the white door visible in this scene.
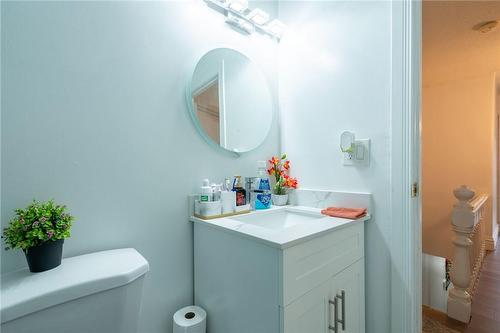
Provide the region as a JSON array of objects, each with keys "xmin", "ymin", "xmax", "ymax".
[{"xmin": 330, "ymin": 260, "xmax": 365, "ymax": 333}]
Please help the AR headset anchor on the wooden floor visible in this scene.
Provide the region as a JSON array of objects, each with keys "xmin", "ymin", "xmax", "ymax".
[
  {"xmin": 423, "ymin": 245, "xmax": 500, "ymax": 333},
  {"xmin": 423, "ymin": 306, "xmax": 467, "ymax": 332}
]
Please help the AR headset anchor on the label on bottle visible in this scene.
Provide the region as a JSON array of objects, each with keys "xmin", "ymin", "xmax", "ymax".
[
  {"xmin": 200, "ymin": 195, "xmax": 209, "ymax": 202},
  {"xmin": 255, "ymin": 192, "xmax": 271, "ymax": 210},
  {"xmin": 259, "ymin": 179, "xmax": 271, "ymax": 191},
  {"xmin": 236, "ymin": 190, "xmax": 246, "ymax": 206}
]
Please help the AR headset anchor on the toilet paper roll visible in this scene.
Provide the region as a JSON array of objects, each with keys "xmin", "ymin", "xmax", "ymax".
[{"xmin": 173, "ymin": 305, "xmax": 206, "ymax": 333}]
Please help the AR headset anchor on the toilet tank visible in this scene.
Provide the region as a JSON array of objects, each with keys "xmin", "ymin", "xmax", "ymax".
[{"xmin": 1, "ymin": 248, "xmax": 149, "ymax": 333}]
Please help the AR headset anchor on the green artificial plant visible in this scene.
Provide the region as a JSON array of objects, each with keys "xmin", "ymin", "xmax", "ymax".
[{"xmin": 2, "ymin": 200, "xmax": 74, "ymax": 251}]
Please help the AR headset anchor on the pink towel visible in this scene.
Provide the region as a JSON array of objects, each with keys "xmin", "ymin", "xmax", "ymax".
[{"xmin": 320, "ymin": 207, "xmax": 367, "ymax": 219}]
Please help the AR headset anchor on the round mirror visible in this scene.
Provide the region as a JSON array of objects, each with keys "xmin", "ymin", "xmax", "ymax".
[{"xmin": 188, "ymin": 48, "xmax": 273, "ymax": 153}]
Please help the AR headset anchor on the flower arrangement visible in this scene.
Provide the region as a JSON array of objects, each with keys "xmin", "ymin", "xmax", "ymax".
[
  {"xmin": 2, "ymin": 199, "xmax": 74, "ymax": 251},
  {"xmin": 267, "ymin": 154, "xmax": 298, "ymax": 195}
]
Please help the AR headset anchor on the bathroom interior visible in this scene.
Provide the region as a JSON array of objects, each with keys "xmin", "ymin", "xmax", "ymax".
[{"xmin": 1, "ymin": 0, "xmax": 411, "ymax": 332}]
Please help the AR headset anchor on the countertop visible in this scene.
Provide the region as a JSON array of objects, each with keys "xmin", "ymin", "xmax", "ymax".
[{"xmin": 190, "ymin": 205, "xmax": 370, "ymax": 249}]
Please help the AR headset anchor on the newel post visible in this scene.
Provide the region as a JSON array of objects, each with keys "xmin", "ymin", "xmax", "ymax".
[{"xmin": 447, "ymin": 185, "xmax": 475, "ymax": 323}]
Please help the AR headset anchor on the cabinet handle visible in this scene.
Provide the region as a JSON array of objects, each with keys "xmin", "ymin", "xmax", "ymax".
[
  {"xmin": 337, "ymin": 290, "xmax": 346, "ymax": 331},
  {"xmin": 328, "ymin": 290, "xmax": 345, "ymax": 333},
  {"xmin": 328, "ymin": 298, "xmax": 338, "ymax": 333},
  {"xmin": 329, "ymin": 290, "xmax": 346, "ymax": 332}
]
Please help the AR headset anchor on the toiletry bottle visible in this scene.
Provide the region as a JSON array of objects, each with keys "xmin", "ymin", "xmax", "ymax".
[
  {"xmin": 221, "ymin": 178, "xmax": 235, "ymax": 213},
  {"xmin": 200, "ymin": 179, "xmax": 213, "ymax": 202},
  {"xmin": 232, "ymin": 175, "xmax": 247, "ymax": 206},
  {"xmin": 255, "ymin": 161, "xmax": 272, "ymax": 209},
  {"xmin": 224, "ymin": 178, "xmax": 231, "ymax": 191},
  {"xmin": 212, "ymin": 183, "xmax": 222, "ymax": 201},
  {"xmin": 245, "ymin": 177, "xmax": 254, "ymax": 194},
  {"xmin": 245, "ymin": 177, "xmax": 258, "ymax": 209}
]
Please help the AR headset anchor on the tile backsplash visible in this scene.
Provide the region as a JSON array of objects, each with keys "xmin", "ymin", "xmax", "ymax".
[{"xmin": 288, "ymin": 189, "xmax": 372, "ymax": 213}]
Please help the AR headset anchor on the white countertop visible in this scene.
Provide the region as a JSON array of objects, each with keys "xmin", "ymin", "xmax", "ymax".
[{"xmin": 190, "ymin": 205, "xmax": 370, "ymax": 249}]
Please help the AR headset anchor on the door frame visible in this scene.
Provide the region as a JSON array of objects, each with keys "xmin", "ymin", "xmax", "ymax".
[{"xmin": 390, "ymin": 0, "xmax": 422, "ymax": 332}]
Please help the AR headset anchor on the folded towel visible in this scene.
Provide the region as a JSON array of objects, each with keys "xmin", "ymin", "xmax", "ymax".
[{"xmin": 320, "ymin": 207, "xmax": 367, "ymax": 219}]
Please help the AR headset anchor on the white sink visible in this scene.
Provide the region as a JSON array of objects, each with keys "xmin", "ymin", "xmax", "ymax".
[
  {"xmin": 228, "ymin": 209, "xmax": 324, "ymax": 231},
  {"xmin": 191, "ymin": 206, "xmax": 369, "ymax": 249}
]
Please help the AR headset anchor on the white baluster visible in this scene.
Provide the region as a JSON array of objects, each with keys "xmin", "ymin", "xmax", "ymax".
[{"xmin": 447, "ymin": 185, "xmax": 475, "ymax": 323}]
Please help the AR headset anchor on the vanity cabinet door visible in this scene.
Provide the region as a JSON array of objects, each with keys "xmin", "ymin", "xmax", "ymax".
[
  {"xmin": 330, "ymin": 260, "xmax": 365, "ymax": 333},
  {"xmin": 282, "ymin": 222, "xmax": 364, "ymax": 305},
  {"xmin": 282, "ymin": 280, "xmax": 331, "ymax": 333},
  {"xmin": 282, "ymin": 260, "xmax": 365, "ymax": 333}
]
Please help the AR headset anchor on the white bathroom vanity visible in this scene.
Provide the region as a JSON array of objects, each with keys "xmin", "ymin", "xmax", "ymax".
[{"xmin": 191, "ymin": 205, "xmax": 369, "ymax": 333}]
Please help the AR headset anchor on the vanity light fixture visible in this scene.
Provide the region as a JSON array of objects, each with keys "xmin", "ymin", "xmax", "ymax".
[
  {"xmin": 247, "ymin": 8, "xmax": 269, "ymax": 25},
  {"xmin": 204, "ymin": 0, "xmax": 286, "ymax": 42}
]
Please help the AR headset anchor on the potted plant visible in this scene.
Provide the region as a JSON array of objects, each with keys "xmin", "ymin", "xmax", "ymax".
[
  {"xmin": 2, "ymin": 199, "xmax": 74, "ymax": 273},
  {"xmin": 267, "ymin": 154, "xmax": 298, "ymax": 206}
]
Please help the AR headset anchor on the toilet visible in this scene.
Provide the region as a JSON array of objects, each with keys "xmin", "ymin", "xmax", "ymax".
[{"xmin": 1, "ymin": 248, "xmax": 149, "ymax": 333}]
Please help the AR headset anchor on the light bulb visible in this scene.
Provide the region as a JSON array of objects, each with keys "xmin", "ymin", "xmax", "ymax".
[
  {"xmin": 228, "ymin": 0, "xmax": 248, "ymax": 13},
  {"xmin": 247, "ymin": 8, "xmax": 269, "ymax": 25},
  {"xmin": 267, "ymin": 19, "xmax": 286, "ymax": 38}
]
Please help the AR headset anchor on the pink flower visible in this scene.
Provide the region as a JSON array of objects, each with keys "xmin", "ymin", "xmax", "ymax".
[{"xmin": 47, "ymin": 231, "xmax": 54, "ymax": 239}]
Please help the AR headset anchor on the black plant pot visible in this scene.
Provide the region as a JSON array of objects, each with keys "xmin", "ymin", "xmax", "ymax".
[{"xmin": 24, "ymin": 239, "xmax": 64, "ymax": 273}]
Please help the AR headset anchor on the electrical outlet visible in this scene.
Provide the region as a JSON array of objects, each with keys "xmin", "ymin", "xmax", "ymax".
[
  {"xmin": 343, "ymin": 151, "xmax": 354, "ymax": 165},
  {"xmin": 343, "ymin": 139, "xmax": 370, "ymax": 166}
]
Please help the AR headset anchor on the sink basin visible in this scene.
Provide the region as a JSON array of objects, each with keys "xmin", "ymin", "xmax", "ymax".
[
  {"xmin": 229, "ymin": 209, "xmax": 323, "ymax": 231},
  {"xmin": 191, "ymin": 205, "xmax": 370, "ymax": 249}
]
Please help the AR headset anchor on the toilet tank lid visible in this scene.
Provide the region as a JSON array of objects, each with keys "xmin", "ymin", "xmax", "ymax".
[{"xmin": 1, "ymin": 248, "xmax": 149, "ymax": 324}]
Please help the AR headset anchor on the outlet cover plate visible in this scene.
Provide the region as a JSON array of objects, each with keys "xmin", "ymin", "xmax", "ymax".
[{"xmin": 343, "ymin": 139, "xmax": 370, "ymax": 166}]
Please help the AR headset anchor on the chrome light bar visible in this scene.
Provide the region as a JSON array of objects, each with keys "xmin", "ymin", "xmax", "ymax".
[{"xmin": 204, "ymin": 0, "xmax": 286, "ymax": 41}]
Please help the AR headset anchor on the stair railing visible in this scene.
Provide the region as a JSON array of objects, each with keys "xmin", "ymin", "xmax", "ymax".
[{"xmin": 447, "ymin": 185, "xmax": 488, "ymax": 323}]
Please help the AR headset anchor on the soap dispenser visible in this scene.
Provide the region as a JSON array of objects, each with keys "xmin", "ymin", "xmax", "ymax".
[
  {"xmin": 200, "ymin": 179, "xmax": 213, "ymax": 202},
  {"xmin": 254, "ymin": 161, "xmax": 271, "ymax": 210}
]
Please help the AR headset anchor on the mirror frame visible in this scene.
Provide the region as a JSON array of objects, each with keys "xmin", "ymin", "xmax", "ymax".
[{"xmin": 186, "ymin": 47, "xmax": 274, "ymax": 157}]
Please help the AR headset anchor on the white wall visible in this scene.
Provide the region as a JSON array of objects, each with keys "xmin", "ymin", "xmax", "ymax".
[
  {"xmin": 422, "ymin": 74, "xmax": 497, "ymax": 259},
  {"xmin": 2, "ymin": 2, "xmax": 404, "ymax": 332},
  {"xmin": 278, "ymin": 2, "xmax": 392, "ymax": 332},
  {"xmin": 0, "ymin": 1, "xmax": 279, "ymax": 332}
]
